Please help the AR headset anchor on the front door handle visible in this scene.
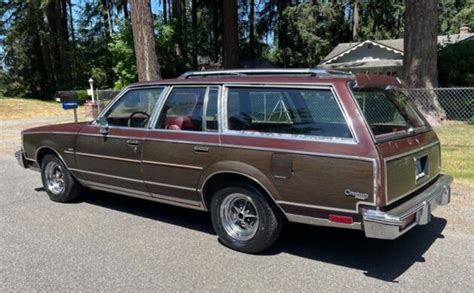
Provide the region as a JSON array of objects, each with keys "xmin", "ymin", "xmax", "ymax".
[
  {"xmin": 194, "ymin": 145, "xmax": 209, "ymax": 153},
  {"xmin": 126, "ymin": 139, "xmax": 139, "ymax": 146}
]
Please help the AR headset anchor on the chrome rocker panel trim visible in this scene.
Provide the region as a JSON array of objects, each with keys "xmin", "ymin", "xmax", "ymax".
[{"xmin": 363, "ymin": 174, "xmax": 452, "ymax": 240}]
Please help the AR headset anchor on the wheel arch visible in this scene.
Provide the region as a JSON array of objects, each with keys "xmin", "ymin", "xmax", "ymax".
[
  {"xmin": 36, "ymin": 146, "xmax": 70, "ymax": 169},
  {"xmin": 199, "ymin": 162, "xmax": 287, "ymax": 220}
]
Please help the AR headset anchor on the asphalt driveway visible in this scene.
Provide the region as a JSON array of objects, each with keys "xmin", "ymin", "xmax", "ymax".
[{"xmin": 1, "ymin": 155, "xmax": 473, "ymax": 291}]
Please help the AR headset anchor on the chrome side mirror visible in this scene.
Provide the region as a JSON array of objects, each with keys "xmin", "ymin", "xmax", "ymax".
[{"xmin": 97, "ymin": 117, "xmax": 109, "ymax": 135}]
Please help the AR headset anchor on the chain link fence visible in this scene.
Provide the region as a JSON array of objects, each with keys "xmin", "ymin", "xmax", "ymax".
[
  {"xmin": 96, "ymin": 90, "xmax": 121, "ymax": 110},
  {"xmin": 407, "ymin": 87, "xmax": 474, "ymax": 124}
]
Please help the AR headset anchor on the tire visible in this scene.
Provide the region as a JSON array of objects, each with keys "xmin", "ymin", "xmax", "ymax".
[
  {"xmin": 41, "ymin": 154, "xmax": 82, "ymax": 203},
  {"xmin": 210, "ymin": 183, "xmax": 283, "ymax": 253}
]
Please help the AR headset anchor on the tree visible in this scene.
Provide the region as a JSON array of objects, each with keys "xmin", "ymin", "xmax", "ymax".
[
  {"xmin": 352, "ymin": 0, "xmax": 360, "ymax": 41},
  {"xmin": 130, "ymin": 0, "xmax": 161, "ymax": 80},
  {"xmin": 222, "ymin": 0, "xmax": 239, "ymax": 68},
  {"xmin": 404, "ymin": 0, "xmax": 445, "ymax": 122}
]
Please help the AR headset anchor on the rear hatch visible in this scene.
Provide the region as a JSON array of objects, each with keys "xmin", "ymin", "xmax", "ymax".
[{"xmin": 350, "ymin": 82, "xmax": 441, "ymax": 206}]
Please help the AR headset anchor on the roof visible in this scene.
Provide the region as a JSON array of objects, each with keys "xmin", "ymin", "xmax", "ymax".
[
  {"xmin": 323, "ymin": 32, "xmax": 474, "ymax": 62},
  {"xmin": 127, "ymin": 73, "xmax": 401, "ymax": 89}
]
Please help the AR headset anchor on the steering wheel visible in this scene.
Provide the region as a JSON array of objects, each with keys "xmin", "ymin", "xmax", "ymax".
[{"xmin": 128, "ymin": 111, "xmax": 150, "ymax": 128}]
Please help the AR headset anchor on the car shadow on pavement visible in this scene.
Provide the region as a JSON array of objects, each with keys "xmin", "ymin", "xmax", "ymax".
[
  {"xmin": 82, "ymin": 189, "xmax": 215, "ymax": 235},
  {"xmin": 268, "ymin": 217, "xmax": 447, "ymax": 282},
  {"xmin": 79, "ymin": 188, "xmax": 446, "ymax": 283}
]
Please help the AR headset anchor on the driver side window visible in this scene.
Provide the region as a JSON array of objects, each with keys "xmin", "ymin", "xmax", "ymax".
[{"xmin": 104, "ymin": 87, "xmax": 164, "ymax": 128}]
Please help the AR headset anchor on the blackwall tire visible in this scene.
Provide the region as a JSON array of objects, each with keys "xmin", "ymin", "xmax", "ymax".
[
  {"xmin": 40, "ymin": 154, "xmax": 82, "ymax": 203},
  {"xmin": 210, "ymin": 183, "xmax": 282, "ymax": 253}
]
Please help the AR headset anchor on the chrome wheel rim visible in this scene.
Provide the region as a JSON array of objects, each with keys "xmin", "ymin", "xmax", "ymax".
[
  {"xmin": 220, "ymin": 193, "xmax": 259, "ymax": 241},
  {"xmin": 44, "ymin": 161, "xmax": 65, "ymax": 195}
]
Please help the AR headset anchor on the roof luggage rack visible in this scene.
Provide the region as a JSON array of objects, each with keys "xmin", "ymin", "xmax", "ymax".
[{"xmin": 178, "ymin": 68, "xmax": 352, "ymax": 79}]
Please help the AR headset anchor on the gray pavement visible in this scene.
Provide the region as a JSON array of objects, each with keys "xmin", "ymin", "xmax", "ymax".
[{"xmin": 1, "ymin": 155, "xmax": 473, "ymax": 292}]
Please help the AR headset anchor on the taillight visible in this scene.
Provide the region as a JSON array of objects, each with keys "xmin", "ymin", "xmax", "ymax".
[{"xmin": 329, "ymin": 214, "xmax": 353, "ymax": 224}]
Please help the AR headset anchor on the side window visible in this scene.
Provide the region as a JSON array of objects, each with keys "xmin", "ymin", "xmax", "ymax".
[
  {"xmin": 205, "ymin": 87, "xmax": 219, "ymax": 131},
  {"xmin": 156, "ymin": 87, "xmax": 207, "ymax": 131},
  {"xmin": 227, "ymin": 87, "xmax": 353, "ymax": 140},
  {"xmin": 104, "ymin": 87, "xmax": 163, "ymax": 128}
]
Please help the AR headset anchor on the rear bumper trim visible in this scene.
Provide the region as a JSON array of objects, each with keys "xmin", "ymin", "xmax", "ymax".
[{"xmin": 363, "ymin": 174, "xmax": 452, "ymax": 239}]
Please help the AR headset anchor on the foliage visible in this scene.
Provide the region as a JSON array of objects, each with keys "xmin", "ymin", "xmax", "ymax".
[
  {"xmin": 0, "ymin": 0, "xmax": 473, "ymax": 100},
  {"xmin": 108, "ymin": 20, "xmax": 136, "ymax": 89},
  {"xmin": 439, "ymin": 0, "xmax": 474, "ymax": 34},
  {"xmin": 438, "ymin": 41, "xmax": 474, "ymax": 87}
]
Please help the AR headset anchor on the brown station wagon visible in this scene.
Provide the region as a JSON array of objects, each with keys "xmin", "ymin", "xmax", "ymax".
[{"xmin": 16, "ymin": 69, "xmax": 453, "ymax": 253}]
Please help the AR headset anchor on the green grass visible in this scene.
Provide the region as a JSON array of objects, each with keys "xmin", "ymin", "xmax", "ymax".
[{"xmin": 435, "ymin": 122, "xmax": 474, "ymax": 186}]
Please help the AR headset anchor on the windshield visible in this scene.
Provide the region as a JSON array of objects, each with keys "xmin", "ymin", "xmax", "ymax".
[{"xmin": 350, "ymin": 84, "xmax": 428, "ymax": 140}]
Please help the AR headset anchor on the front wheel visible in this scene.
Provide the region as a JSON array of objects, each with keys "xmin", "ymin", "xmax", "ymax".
[
  {"xmin": 41, "ymin": 154, "xmax": 82, "ymax": 203},
  {"xmin": 210, "ymin": 184, "xmax": 283, "ymax": 253}
]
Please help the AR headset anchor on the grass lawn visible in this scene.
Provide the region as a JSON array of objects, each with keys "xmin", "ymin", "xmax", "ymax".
[
  {"xmin": 434, "ymin": 122, "xmax": 474, "ymax": 187},
  {"xmin": 0, "ymin": 97, "xmax": 72, "ymax": 120}
]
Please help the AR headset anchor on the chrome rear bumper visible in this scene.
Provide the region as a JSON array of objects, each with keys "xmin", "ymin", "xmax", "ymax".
[{"xmin": 363, "ymin": 175, "xmax": 452, "ymax": 240}]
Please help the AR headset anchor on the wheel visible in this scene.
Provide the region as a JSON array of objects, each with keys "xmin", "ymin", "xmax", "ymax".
[
  {"xmin": 41, "ymin": 154, "xmax": 82, "ymax": 203},
  {"xmin": 210, "ymin": 183, "xmax": 283, "ymax": 253}
]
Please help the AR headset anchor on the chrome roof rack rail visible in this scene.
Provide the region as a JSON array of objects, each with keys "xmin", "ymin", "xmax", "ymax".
[{"xmin": 178, "ymin": 68, "xmax": 352, "ymax": 79}]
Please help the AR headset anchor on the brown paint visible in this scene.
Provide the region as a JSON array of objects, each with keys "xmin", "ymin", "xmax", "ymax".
[{"xmin": 20, "ymin": 74, "xmax": 443, "ymax": 225}]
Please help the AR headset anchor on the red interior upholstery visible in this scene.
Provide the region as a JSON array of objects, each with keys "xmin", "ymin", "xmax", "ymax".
[{"xmin": 165, "ymin": 116, "xmax": 193, "ymax": 130}]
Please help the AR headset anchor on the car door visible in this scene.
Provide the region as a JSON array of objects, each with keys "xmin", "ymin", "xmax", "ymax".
[
  {"xmin": 142, "ymin": 86, "xmax": 221, "ymax": 208},
  {"xmin": 73, "ymin": 87, "xmax": 165, "ymax": 196}
]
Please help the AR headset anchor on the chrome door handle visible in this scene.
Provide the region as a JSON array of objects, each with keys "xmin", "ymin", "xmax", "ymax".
[
  {"xmin": 126, "ymin": 139, "xmax": 139, "ymax": 146},
  {"xmin": 194, "ymin": 146, "xmax": 209, "ymax": 153}
]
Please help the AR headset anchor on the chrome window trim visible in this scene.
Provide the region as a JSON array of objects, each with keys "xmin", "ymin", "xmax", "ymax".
[
  {"xmin": 202, "ymin": 86, "xmax": 211, "ymax": 131},
  {"xmin": 93, "ymin": 85, "xmax": 168, "ymax": 129},
  {"xmin": 221, "ymin": 84, "xmax": 358, "ymax": 144},
  {"xmin": 151, "ymin": 85, "xmax": 212, "ymax": 131}
]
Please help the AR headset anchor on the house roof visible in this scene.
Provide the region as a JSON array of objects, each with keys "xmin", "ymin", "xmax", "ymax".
[{"xmin": 323, "ymin": 33, "xmax": 474, "ymax": 63}]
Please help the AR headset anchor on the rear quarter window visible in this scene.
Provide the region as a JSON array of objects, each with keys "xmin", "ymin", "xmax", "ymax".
[{"xmin": 226, "ymin": 87, "xmax": 353, "ymax": 141}]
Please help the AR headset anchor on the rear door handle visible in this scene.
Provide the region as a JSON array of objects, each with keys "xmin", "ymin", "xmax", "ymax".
[
  {"xmin": 194, "ymin": 146, "xmax": 209, "ymax": 153},
  {"xmin": 126, "ymin": 139, "xmax": 139, "ymax": 146}
]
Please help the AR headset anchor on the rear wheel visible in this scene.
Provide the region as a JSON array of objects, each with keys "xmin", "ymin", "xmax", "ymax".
[
  {"xmin": 210, "ymin": 183, "xmax": 282, "ymax": 253},
  {"xmin": 41, "ymin": 154, "xmax": 82, "ymax": 203}
]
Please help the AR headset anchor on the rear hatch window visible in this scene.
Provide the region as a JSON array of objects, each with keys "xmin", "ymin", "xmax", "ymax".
[{"xmin": 350, "ymin": 83, "xmax": 429, "ymax": 142}]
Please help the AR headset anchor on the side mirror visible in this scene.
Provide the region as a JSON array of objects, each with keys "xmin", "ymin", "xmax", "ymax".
[{"xmin": 97, "ymin": 117, "xmax": 109, "ymax": 135}]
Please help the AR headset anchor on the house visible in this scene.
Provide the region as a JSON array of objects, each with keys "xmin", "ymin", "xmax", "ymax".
[{"xmin": 320, "ymin": 26, "xmax": 474, "ymax": 77}]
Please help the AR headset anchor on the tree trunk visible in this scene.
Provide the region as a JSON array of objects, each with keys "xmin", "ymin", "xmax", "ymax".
[
  {"xmin": 403, "ymin": 0, "xmax": 445, "ymax": 123},
  {"xmin": 163, "ymin": 0, "xmax": 168, "ymax": 23},
  {"xmin": 191, "ymin": 0, "xmax": 198, "ymax": 69},
  {"xmin": 172, "ymin": 0, "xmax": 185, "ymax": 58},
  {"xmin": 123, "ymin": 0, "xmax": 129, "ymax": 19},
  {"xmin": 352, "ymin": 0, "xmax": 360, "ymax": 41},
  {"xmin": 131, "ymin": 0, "xmax": 162, "ymax": 81},
  {"xmin": 249, "ymin": 0, "xmax": 255, "ymax": 60},
  {"xmin": 276, "ymin": 0, "xmax": 288, "ymax": 66},
  {"xmin": 212, "ymin": 0, "xmax": 221, "ymax": 62},
  {"xmin": 222, "ymin": 0, "xmax": 239, "ymax": 69}
]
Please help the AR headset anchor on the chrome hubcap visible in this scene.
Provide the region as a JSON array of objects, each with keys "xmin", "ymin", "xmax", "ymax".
[
  {"xmin": 220, "ymin": 193, "xmax": 259, "ymax": 241},
  {"xmin": 45, "ymin": 161, "xmax": 65, "ymax": 195}
]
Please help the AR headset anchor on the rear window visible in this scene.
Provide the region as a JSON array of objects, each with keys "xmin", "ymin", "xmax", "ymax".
[
  {"xmin": 351, "ymin": 84, "xmax": 428, "ymax": 140},
  {"xmin": 226, "ymin": 87, "xmax": 353, "ymax": 141}
]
